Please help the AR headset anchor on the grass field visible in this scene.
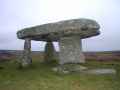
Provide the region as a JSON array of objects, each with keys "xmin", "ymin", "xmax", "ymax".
[{"xmin": 0, "ymin": 57, "xmax": 120, "ymax": 90}]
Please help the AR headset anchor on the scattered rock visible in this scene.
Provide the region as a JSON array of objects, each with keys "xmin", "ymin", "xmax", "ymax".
[
  {"xmin": 52, "ymin": 64, "xmax": 87, "ymax": 74},
  {"xmin": 82, "ymin": 68, "xmax": 116, "ymax": 75}
]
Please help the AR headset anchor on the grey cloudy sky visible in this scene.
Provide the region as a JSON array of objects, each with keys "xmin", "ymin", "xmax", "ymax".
[{"xmin": 0, "ymin": 0, "xmax": 120, "ymax": 51}]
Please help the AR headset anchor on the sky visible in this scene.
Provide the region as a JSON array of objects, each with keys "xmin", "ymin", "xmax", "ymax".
[{"xmin": 0, "ymin": 0, "xmax": 120, "ymax": 51}]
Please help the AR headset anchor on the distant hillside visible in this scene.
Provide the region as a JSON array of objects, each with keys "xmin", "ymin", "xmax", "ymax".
[
  {"xmin": 0, "ymin": 50, "xmax": 120, "ymax": 62},
  {"xmin": 84, "ymin": 51, "xmax": 120, "ymax": 61}
]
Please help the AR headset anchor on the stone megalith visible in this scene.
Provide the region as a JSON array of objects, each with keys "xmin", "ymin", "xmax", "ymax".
[
  {"xmin": 59, "ymin": 36, "xmax": 85, "ymax": 64},
  {"xmin": 44, "ymin": 41, "xmax": 56, "ymax": 63},
  {"xmin": 21, "ymin": 38, "xmax": 32, "ymax": 67},
  {"xmin": 17, "ymin": 18, "xmax": 100, "ymax": 70}
]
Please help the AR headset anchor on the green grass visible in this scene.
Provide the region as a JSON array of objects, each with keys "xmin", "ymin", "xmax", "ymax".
[{"xmin": 0, "ymin": 58, "xmax": 120, "ymax": 90}]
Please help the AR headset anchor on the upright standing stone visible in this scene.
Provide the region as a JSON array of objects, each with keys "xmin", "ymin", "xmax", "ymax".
[
  {"xmin": 59, "ymin": 35, "xmax": 85, "ymax": 65},
  {"xmin": 21, "ymin": 38, "xmax": 32, "ymax": 67},
  {"xmin": 44, "ymin": 41, "xmax": 56, "ymax": 63}
]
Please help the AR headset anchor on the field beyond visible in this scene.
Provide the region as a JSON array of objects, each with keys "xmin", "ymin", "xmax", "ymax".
[{"xmin": 0, "ymin": 55, "xmax": 120, "ymax": 90}]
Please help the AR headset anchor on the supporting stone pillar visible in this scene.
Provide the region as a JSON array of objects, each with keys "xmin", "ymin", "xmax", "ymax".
[
  {"xmin": 57, "ymin": 36, "xmax": 86, "ymax": 73},
  {"xmin": 44, "ymin": 41, "xmax": 56, "ymax": 63},
  {"xmin": 21, "ymin": 38, "xmax": 32, "ymax": 67},
  {"xmin": 59, "ymin": 36, "xmax": 85, "ymax": 65}
]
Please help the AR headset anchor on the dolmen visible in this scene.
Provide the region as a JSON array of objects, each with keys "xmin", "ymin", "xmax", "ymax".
[{"xmin": 17, "ymin": 18, "xmax": 100, "ymax": 72}]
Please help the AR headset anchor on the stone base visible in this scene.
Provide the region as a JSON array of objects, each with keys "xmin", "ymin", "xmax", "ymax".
[
  {"xmin": 21, "ymin": 58, "xmax": 32, "ymax": 67},
  {"xmin": 52, "ymin": 64, "xmax": 87, "ymax": 74}
]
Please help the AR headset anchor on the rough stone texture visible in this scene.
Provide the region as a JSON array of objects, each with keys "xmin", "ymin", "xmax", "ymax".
[
  {"xmin": 44, "ymin": 41, "xmax": 56, "ymax": 63},
  {"xmin": 17, "ymin": 18, "xmax": 100, "ymax": 41},
  {"xmin": 21, "ymin": 38, "xmax": 32, "ymax": 67},
  {"xmin": 16, "ymin": 18, "xmax": 100, "ymax": 71},
  {"xmin": 59, "ymin": 35, "xmax": 85, "ymax": 64},
  {"xmin": 82, "ymin": 69, "xmax": 116, "ymax": 75},
  {"xmin": 52, "ymin": 64, "xmax": 87, "ymax": 74}
]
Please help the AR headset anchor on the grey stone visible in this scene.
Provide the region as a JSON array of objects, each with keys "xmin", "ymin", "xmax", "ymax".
[
  {"xmin": 82, "ymin": 69, "xmax": 116, "ymax": 75},
  {"xmin": 61, "ymin": 64, "xmax": 87, "ymax": 72},
  {"xmin": 17, "ymin": 18, "xmax": 100, "ymax": 41},
  {"xmin": 52, "ymin": 67, "xmax": 58, "ymax": 72},
  {"xmin": 52, "ymin": 67, "xmax": 70, "ymax": 74},
  {"xmin": 16, "ymin": 18, "xmax": 100, "ymax": 71},
  {"xmin": 21, "ymin": 38, "xmax": 32, "ymax": 67},
  {"xmin": 59, "ymin": 36, "xmax": 85, "ymax": 64},
  {"xmin": 44, "ymin": 41, "xmax": 56, "ymax": 63},
  {"xmin": 52, "ymin": 64, "xmax": 87, "ymax": 73}
]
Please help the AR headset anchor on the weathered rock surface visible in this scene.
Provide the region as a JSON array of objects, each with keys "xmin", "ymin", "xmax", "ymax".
[
  {"xmin": 59, "ymin": 36, "xmax": 85, "ymax": 64},
  {"xmin": 52, "ymin": 64, "xmax": 87, "ymax": 74},
  {"xmin": 44, "ymin": 41, "xmax": 56, "ymax": 63},
  {"xmin": 82, "ymin": 68, "xmax": 116, "ymax": 75},
  {"xmin": 17, "ymin": 18, "xmax": 100, "ymax": 41},
  {"xmin": 20, "ymin": 38, "xmax": 32, "ymax": 67},
  {"xmin": 17, "ymin": 18, "xmax": 100, "ymax": 71}
]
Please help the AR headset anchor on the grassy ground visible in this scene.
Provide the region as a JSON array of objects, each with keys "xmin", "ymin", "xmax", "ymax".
[{"xmin": 0, "ymin": 57, "xmax": 120, "ymax": 90}]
